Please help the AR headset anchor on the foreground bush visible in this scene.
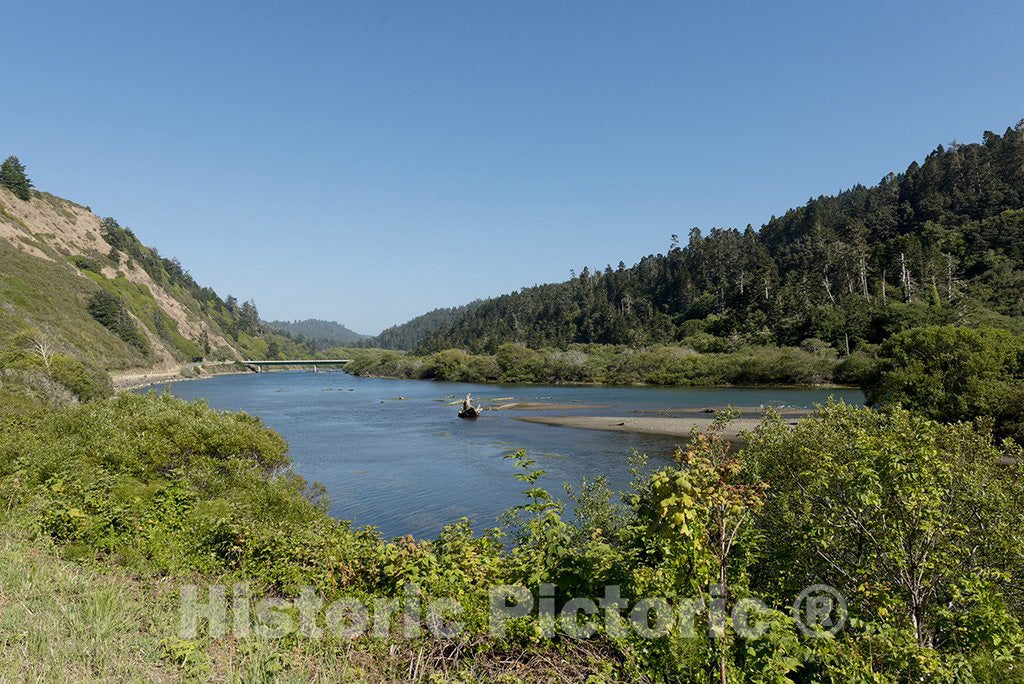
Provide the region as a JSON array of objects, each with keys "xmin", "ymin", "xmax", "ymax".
[
  {"xmin": 0, "ymin": 393, "xmax": 385, "ymax": 593},
  {"xmin": 864, "ymin": 325, "xmax": 1024, "ymax": 442},
  {"xmin": 0, "ymin": 329, "xmax": 113, "ymax": 411},
  {"xmin": 747, "ymin": 403, "xmax": 1024, "ymax": 678}
]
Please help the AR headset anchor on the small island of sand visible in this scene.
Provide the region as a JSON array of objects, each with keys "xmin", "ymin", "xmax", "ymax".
[{"xmin": 514, "ymin": 408, "xmax": 808, "ymax": 442}]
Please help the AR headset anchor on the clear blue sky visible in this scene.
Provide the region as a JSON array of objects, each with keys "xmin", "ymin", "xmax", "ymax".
[{"xmin": 4, "ymin": 1, "xmax": 1022, "ymax": 334}]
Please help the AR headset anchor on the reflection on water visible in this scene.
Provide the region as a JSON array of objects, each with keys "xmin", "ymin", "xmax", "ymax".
[{"xmin": 142, "ymin": 372, "xmax": 862, "ymax": 539}]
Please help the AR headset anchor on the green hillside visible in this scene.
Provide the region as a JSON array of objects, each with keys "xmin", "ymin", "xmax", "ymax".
[
  {"xmin": 375, "ymin": 122, "xmax": 1024, "ymax": 355},
  {"xmin": 0, "ymin": 167, "xmax": 312, "ymax": 378}
]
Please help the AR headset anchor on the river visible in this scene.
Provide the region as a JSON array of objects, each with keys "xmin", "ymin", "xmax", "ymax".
[{"xmin": 142, "ymin": 372, "xmax": 862, "ymax": 539}]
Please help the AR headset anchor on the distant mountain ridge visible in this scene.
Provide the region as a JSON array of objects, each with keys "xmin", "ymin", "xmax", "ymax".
[
  {"xmin": 369, "ymin": 302, "xmax": 481, "ymax": 350},
  {"xmin": 267, "ymin": 318, "xmax": 367, "ymax": 345}
]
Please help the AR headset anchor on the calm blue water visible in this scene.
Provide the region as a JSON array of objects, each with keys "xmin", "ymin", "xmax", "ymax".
[{"xmin": 142, "ymin": 373, "xmax": 862, "ymax": 539}]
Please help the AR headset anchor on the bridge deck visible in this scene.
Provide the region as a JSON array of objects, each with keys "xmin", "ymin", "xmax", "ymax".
[{"xmin": 243, "ymin": 359, "xmax": 351, "ymax": 365}]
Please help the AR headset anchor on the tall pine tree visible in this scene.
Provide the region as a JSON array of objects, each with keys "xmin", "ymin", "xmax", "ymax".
[{"xmin": 0, "ymin": 156, "xmax": 33, "ymax": 201}]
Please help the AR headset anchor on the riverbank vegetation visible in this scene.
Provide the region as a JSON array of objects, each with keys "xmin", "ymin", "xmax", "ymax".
[
  {"xmin": 340, "ymin": 341, "xmax": 871, "ymax": 387},
  {"xmin": 864, "ymin": 325, "xmax": 1024, "ymax": 443},
  {"xmin": 2, "ymin": 330, "xmax": 1023, "ymax": 681}
]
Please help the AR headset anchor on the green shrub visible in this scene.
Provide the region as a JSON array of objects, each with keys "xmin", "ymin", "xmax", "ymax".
[
  {"xmin": 71, "ymin": 255, "xmax": 102, "ymax": 273},
  {"xmin": 423, "ymin": 348, "xmax": 472, "ymax": 381},
  {"xmin": 495, "ymin": 342, "xmax": 546, "ymax": 382},
  {"xmin": 864, "ymin": 325, "xmax": 1024, "ymax": 442},
  {"xmin": 87, "ymin": 290, "xmax": 149, "ymax": 353},
  {"xmin": 465, "ymin": 353, "xmax": 500, "ymax": 382},
  {"xmin": 682, "ymin": 332, "xmax": 724, "ymax": 353},
  {"xmin": 733, "ymin": 347, "xmax": 835, "ymax": 385},
  {"xmin": 48, "ymin": 354, "xmax": 113, "ymax": 401},
  {"xmin": 1, "ymin": 393, "xmax": 319, "ymax": 583},
  {"xmin": 747, "ymin": 402, "xmax": 1024, "ymax": 675},
  {"xmin": 834, "ymin": 349, "xmax": 876, "ymax": 385}
]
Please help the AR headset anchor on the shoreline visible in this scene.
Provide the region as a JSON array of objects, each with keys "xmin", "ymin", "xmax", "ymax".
[
  {"xmin": 514, "ymin": 412, "xmax": 805, "ymax": 441},
  {"xmin": 114, "ymin": 362, "xmax": 860, "ymax": 394},
  {"xmin": 110, "ymin": 366, "xmax": 864, "ymax": 397},
  {"xmin": 346, "ymin": 371, "xmax": 856, "ymax": 391},
  {"xmin": 111, "ymin": 364, "xmax": 252, "ymax": 391}
]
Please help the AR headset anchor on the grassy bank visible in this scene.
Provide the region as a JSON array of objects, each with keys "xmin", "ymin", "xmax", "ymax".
[
  {"xmin": 0, "ymin": 516, "xmax": 615, "ymax": 682},
  {"xmin": 338, "ymin": 341, "xmax": 872, "ymax": 387},
  {"xmin": 0, "ymin": 241, "xmax": 148, "ymax": 371},
  {"xmin": 0, "ymin": 517, "xmax": 179, "ymax": 681}
]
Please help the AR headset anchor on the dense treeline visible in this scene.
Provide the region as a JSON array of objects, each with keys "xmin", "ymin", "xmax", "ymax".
[{"xmin": 376, "ymin": 123, "xmax": 1024, "ymax": 354}]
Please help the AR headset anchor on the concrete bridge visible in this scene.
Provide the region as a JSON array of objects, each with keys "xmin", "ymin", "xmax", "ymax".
[{"xmin": 243, "ymin": 359, "xmax": 352, "ymax": 373}]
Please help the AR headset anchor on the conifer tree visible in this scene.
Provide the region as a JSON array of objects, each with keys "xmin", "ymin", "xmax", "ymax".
[{"xmin": 0, "ymin": 156, "xmax": 33, "ymax": 201}]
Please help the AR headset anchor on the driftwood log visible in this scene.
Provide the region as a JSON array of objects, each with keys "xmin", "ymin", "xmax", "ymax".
[{"xmin": 458, "ymin": 393, "xmax": 480, "ymax": 419}]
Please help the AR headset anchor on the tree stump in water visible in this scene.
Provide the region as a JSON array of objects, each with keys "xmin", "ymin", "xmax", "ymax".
[{"xmin": 458, "ymin": 393, "xmax": 480, "ymax": 419}]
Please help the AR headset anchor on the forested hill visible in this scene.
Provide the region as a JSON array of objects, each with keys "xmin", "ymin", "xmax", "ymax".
[
  {"xmin": 369, "ymin": 302, "xmax": 481, "ymax": 350},
  {"xmin": 376, "ymin": 121, "xmax": 1024, "ymax": 354},
  {"xmin": 268, "ymin": 318, "xmax": 366, "ymax": 345}
]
